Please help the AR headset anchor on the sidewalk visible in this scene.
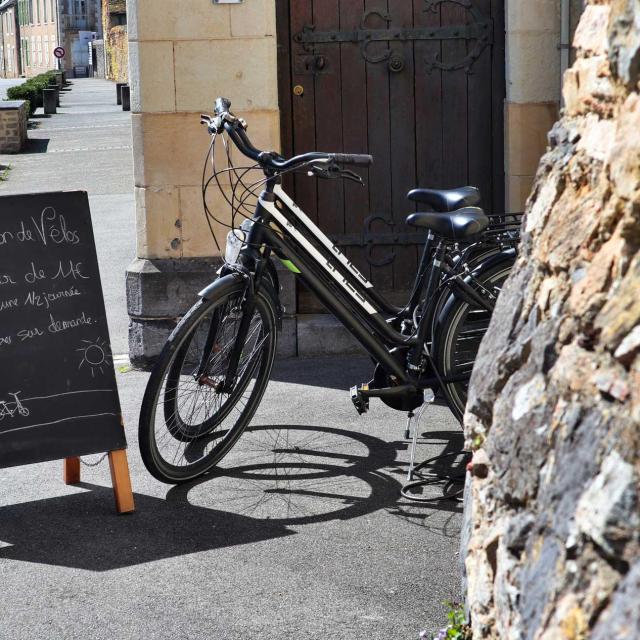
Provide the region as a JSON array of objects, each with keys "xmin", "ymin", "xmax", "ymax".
[
  {"xmin": 0, "ymin": 79, "xmax": 463, "ymax": 640},
  {"xmin": 0, "ymin": 77, "xmax": 135, "ymax": 354}
]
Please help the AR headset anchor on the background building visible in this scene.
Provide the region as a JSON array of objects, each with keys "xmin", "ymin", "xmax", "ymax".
[
  {"xmin": 0, "ymin": 0, "xmax": 101, "ymax": 78},
  {"xmin": 0, "ymin": 0, "xmax": 20, "ymax": 78}
]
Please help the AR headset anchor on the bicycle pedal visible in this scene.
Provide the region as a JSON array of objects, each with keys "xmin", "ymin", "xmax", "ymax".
[{"xmin": 350, "ymin": 384, "xmax": 370, "ymax": 415}]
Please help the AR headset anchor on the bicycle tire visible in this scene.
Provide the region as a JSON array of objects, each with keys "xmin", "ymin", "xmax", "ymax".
[
  {"xmin": 139, "ymin": 275, "xmax": 278, "ymax": 484},
  {"xmin": 434, "ymin": 263, "xmax": 513, "ymax": 420}
]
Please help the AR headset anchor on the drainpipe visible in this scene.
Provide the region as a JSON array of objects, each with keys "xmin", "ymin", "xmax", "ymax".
[
  {"xmin": 1, "ymin": 7, "xmax": 5, "ymax": 78},
  {"xmin": 560, "ymin": 0, "xmax": 571, "ymax": 105},
  {"xmin": 56, "ymin": 0, "xmax": 62, "ymax": 71}
]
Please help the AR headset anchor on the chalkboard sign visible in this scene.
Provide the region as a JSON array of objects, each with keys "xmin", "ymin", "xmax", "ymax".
[{"xmin": 0, "ymin": 191, "xmax": 127, "ymax": 468}]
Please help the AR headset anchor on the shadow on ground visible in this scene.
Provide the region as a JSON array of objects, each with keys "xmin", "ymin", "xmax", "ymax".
[{"xmin": 0, "ymin": 424, "xmax": 408, "ymax": 571}]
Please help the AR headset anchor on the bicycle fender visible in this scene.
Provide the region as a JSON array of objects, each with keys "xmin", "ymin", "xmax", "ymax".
[
  {"xmin": 198, "ymin": 271, "xmax": 246, "ymax": 301},
  {"xmin": 198, "ymin": 271, "xmax": 283, "ymax": 330},
  {"xmin": 432, "ymin": 248, "xmax": 517, "ymax": 346}
]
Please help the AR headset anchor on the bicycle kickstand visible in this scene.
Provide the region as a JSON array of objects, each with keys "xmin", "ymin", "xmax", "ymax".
[{"xmin": 406, "ymin": 389, "xmax": 435, "ymax": 482}]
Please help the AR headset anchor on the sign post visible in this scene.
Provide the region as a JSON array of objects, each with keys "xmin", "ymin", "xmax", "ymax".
[{"xmin": 0, "ymin": 191, "xmax": 134, "ymax": 514}]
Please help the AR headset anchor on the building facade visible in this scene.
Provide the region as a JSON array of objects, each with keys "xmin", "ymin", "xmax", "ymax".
[
  {"xmin": 0, "ymin": 0, "xmax": 101, "ymax": 78},
  {"xmin": 125, "ymin": 0, "xmax": 586, "ymax": 364},
  {"xmin": 0, "ymin": 0, "xmax": 19, "ymax": 78}
]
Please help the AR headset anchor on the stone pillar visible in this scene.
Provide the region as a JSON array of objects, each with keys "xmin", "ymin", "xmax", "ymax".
[
  {"xmin": 126, "ymin": 0, "xmax": 285, "ymax": 367},
  {"xmin": 0, "ymin": 101, "xmax": 29, "ymax": 152},
  {"xmin": 504, "ymin": 1, "xmax": 562, "ymax": 213}
]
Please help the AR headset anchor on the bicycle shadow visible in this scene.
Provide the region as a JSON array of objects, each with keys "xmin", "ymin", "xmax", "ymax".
[
  {"xmin": 173, "ymin": 423, "xmax": 404, "ymax": 527},
  {"xmin": 0, "ymin": 425, "xmax": 403, "ymax": 571},
  {"xmin": 386, "ymin": 429, "xmax": 467, "ymax": 526}
]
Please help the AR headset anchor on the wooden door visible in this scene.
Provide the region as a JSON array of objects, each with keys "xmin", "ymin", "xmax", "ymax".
[{"xmin": 276, "ymin": 0, "xmax": 505, "ymax": 311}]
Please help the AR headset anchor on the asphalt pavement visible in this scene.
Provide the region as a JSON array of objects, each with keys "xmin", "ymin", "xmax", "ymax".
[{"xmin": 0, "ymin": 78, "xmax": 463, "ymax": 640}]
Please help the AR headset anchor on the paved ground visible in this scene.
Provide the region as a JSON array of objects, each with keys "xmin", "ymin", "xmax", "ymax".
[
  {"xmin": 0, "ymin": 79, "xmax": 463, "ymax": 640},
  {"xmin": 0, "ymin": 77, "xmax": 135, "ymax": 354}
]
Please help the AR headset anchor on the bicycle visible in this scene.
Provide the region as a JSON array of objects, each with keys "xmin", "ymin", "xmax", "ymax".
[
  {"xmin": 0, "ymin": 392, "xmax": 30, "ymax": 420},
  {"xmin": 138, "ymin": 97, "xmax": 521, "ymax": 484}
]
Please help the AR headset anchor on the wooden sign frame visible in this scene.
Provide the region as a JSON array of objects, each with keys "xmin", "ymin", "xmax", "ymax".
[
  {"xmin": 63, "ymin": 450, "xmax": 135, "ymax": 514},
  {"xmin": 0, "ymin": 191, "xmax": 135, "ymax": 515}
]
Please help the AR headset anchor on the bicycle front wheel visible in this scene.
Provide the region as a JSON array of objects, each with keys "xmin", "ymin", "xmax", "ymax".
[{"xmin": 139, "ymin": 276, "xmax": 278, "ymax": 484}]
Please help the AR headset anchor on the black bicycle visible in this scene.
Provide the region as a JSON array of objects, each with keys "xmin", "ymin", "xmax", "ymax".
[{"xmin": 138, "ymin": 97, "xmax": 521, "ymax": 484}]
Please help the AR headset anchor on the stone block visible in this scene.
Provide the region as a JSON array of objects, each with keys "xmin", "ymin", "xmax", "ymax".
[
  {"xmin": 128, "ymin": 317, "xmax": 177, "ymax": 369},
  {"xmin": 505, "ymin": 101, "xmax": 558, "ymax": 176},
  {"xmin": 506, "ymin": 0, "xmax": 560, "ymax": 35},
  {"xmin": 230, "ymin": 0, "xmax": 276, "ymax": 38},
  {"xmin": 178, "ymin": 185, "xmax": 233, "ymax": 258},
  {"xmin": 128, "ymin": 0, "xmax": 230, "ymax": 42},
  {"xmin": 135, "ymin": 186, "xmax": 182, "ymax": 259},
  {"xmin": 276, "ymin": 316, "xmax": 297, "ymax": 359},
  {"xmin": 173, "ymin": 38, "xmax": 278, "ymax": 112},
  {"xmin": 297, "ymin": 314, "xmax": 362, "ymax": 357},
  {"xmin": 506, "ymin": 175, "xmax": 535, "ymax": 214},
  {"xmin": 274, "ymin": 260, "xmax": 297, "ymax": 316},
  {"xmin": 506, "ymin": 31, "xmax": 562, "ymax": 103},
  {"xmin": 126, "ymin": 256, "xmax": 222, "ymax": 318},
  {"xmin": 129, "ymin": 40, "xmax": 176, "ymax": 113},
  {"xmin": 132, "ymin": 110, "xmax": 280, "ymax": 189}
]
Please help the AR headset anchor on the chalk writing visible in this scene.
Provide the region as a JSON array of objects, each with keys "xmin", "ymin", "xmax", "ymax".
[
  {"xmin": 31, "ymin": 207, "xmax": 80, "ymax": 246},
  {"xmin": 0, "ymin": 298, "xmax": 19, "ymax": 311},
  {"xmin": 17, "ymin": 327, "xmax": 45, "ymax": 341},
  {"xmin": 48, "ymin": 311, "xmax": 93, "ymax": 334}
]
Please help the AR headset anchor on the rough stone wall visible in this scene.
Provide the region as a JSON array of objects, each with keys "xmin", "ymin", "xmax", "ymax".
[
  {"xmin": 463, "ymin": 2, "xmax": 640, "ymax": 638},
  {"xmin": 105, "ymin": 25, "xmax": 128, "ymax": 82}
]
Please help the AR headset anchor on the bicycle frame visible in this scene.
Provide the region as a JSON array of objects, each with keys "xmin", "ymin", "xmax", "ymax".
[{"xmin": 241, "ymin": 183, "xmax": 443, "ymax": 385}]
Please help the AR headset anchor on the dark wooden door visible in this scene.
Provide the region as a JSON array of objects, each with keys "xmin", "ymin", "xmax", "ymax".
[{"xmin": 276, "ymin": 0, "xmax": 505, "ymax": 311}]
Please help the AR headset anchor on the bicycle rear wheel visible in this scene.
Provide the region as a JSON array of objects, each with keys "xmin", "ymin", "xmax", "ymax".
[
  {"xmin": 434, "ymin": 264, "xmax": 512, "ymax": 420},
  {"xmin": 139, "ymin": 276, "xmax": 277, "ymax": 483}
]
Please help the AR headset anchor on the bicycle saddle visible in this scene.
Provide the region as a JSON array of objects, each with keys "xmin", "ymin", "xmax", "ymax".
[
  {"xmin": 406, "ymin": 186, "xmax": 481, "ymax": 212},
  {"xmin": 406, "ymin": 207, "xmax": 489, "ymax": 240}
]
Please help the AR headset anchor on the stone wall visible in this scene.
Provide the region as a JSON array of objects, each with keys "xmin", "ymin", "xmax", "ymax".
[
  {"xmin": 105, "ymin": 25, "xmax": 128, "ymax": 82},
  {"xmin": 0, "ymin": 101, "xmax": 28, "ymax": 153},
  {"xmin": 462, "ymin": 1, "xmax": 640, "ymax": 638}
]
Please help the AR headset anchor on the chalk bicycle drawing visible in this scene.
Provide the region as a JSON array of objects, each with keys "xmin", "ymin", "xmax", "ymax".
[
  {"xmin": 0, "ymin": 392, "xmax": 30, "ymax": 420},
  {"xmin": 138, "ymin": 98, "xmax": 522, "ymax": 484}
]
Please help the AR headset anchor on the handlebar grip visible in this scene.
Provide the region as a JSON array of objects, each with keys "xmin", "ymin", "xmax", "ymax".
[
  {"xmin": 331, "ymin": 153, "xmax": 374, "ymax": 167},
  {"xmin": 215, "ymin": 97, "xmax": 231, "ymax": 116}
]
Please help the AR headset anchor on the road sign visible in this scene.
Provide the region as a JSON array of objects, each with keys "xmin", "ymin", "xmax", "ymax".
[{"xmin": 53, "ymin": 47, "xmax": 65, "ymax": 59}]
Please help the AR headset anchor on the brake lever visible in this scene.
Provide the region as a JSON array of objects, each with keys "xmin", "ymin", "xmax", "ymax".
[
  {"xmin": 308, "ymin": 164, "xmax": 365, "ymax": 186},
  {"xmin": 341, "ymin": 169, "xmax": 364, "ymax": 186}
]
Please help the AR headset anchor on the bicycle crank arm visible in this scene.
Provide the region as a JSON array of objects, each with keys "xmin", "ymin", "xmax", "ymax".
[{"xmin": 350, "ymin": 383, "xmax": 424, "ymax": 415}]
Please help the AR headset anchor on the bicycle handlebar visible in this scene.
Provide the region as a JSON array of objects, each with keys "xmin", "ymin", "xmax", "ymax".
[{"xmin": 207, "ymin": 97, "xmax": 373, "ymax": 172}]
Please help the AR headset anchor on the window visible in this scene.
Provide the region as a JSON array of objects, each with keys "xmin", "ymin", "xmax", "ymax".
[
  {"xmin": 36, "ymin": 0, "xmax": 40, "ymax": 23},
  {"xmin": 43, "ymin": 0, "xmax": 47, "ymax": 23},
  {"xmin": 37, "ymin": 36, "xmax": 42, "ymax": 66},
  {"xmin": 44, "ymin": 35, "xmax": 50, "ymax": 65}
]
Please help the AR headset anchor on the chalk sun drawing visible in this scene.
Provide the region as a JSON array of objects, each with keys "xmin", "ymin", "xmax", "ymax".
[{"xmin": 76, "ymin": 338, "xmax": 111, "ymax": 377}]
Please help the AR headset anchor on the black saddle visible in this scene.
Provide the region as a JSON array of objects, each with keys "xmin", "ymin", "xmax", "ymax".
[
  {"xmin": 406, "ymin": 207, "xmax": 489, "ymax": 241},
  {"xmin": 407, "ymin": 186, "xmax": 481, "ymax": 212}
]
